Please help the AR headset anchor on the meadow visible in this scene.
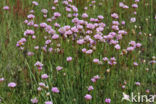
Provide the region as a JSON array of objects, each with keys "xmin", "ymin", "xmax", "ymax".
[{"xmin": 0, "ymin": 0, "xmax": 156, "ymax": 104}]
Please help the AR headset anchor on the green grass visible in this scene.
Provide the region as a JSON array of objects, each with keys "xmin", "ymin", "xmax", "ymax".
[{"xmin": 0, "ymin": 0, "xmax": 156, "ymax": 104}]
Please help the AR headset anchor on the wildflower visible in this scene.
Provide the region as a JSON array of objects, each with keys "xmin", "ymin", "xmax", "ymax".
[
  {"xmin": 41, "ymin": 9, "xmax": 48, "ymax": 14},
  {"xmin": 135, "ymin": 82, "xmax": 141, "ymax": 86},
  {"xmin": 132, "ymin": 4, "xmax": 138, "ymax": 8},
  {"xmin": 31, "ymin": 98, "xmax": 38, "ymax": 103},
  {"xmin": 130, "ymin": 17, "xmax": 136, "ymax": 23},
  {"xmin": 121, "ymin": 21, "xmax": 125, "ymax": 25},
  {"xmin": 51, "ymin": 6, "xmax": 56, "ymax": 10},
  {"xmin": 84, "ymin": 94, "xmax": 92, "ymax": 100},
  {"xmin": 27, "ymin": 52, "xmax": 34, "ymax": 56},
  {"xmin": 146, "ymin": 89, "xmax": 150, "ymax": 93},
  {"xmin": 34, "ymin": 46, "xmax": 39, "ymax": 50},
  {"xmin": 86, "ymin": 49, "xmax": 93, "ymax": 54},
  {"xmin": 34, "ymin": 24, "xmax": 38, "ymax": 28},
  {"xmin": 111, "ymin": 13, "xmax": 119, "ymax": 19},
  {"xmin": 119, "ymin": 2, "xmax": 124, "ymax": 7},
  {"xmin": 93, "ymin": 59, "xmax": 99, "ymax": 64},
  {"xmin": 3, "ymin": 6, "xmax": 9, "ymax": 10},
  {"xmin": 27, "ymin": 14, "xmax": 35, "ymax": 19},
  {"xmin": 32, "ymin": 1, "xmax": 39, "ymax": 6},
  {"xmin": 34, "ymin": 61, "xmax": 43, "ymax": 70},
  {"xmin": 77, "ymin": 39, "xmax": 85, "ymax": 45},
  {"xmin": 127, "ymin": 47, "xmax": 135, "ymax": 51},
  {"xmin": 82, "ymin": 13, "xmax": 88, "ymax": 18},
  {"xmin": 136, "ymin": 43, "xmax": 142, "ymax": 48},
  {"xmin": 24, "ymin": 29, "xmax": 35, "ymax": 36},
  {"xmin": 37, "ymin": 87, "xmax": 42, "ymax": 91},
  {"xmin": 135, "ymin": 0, "xmax": 140, "ymax": 2},
  {"xmin": 51, "ymin": 87, "xmax": 59, "ymax": 93},
  {"xmin": 82, "ymin": 48, "xmax": 87, "ymax": 53},
  {"xmin": 98, "ymin": 15, "xmax": 104, "ymax": 20},
  {"xmin": 103, "ymin": 57, "xmax": 109, "ymax": 62},
  {"xmin": 133, "ymin": 62, "xmax": 138, "ymax": 66},
  {"xmin": 56, "ymin": 66, "xmax": 63, "ymax": 71},
  {"xmin": 45, "ymin": 101, "xmax": 53, "ymax": 104},
  {"xmin": 122, "ymin": 85, "xmax": 126, "ymax": 89},
  {"xmin": 41, "ymin": 74, "xmax": 49, "ymax": 79},
  {"xmin": 52, "ymin": 34, "xmax": 59, "ymax": 40},
  {"xmin": 32, "ymin": 35, "xmax": 36, "ymax": 39},
  {"xmin": 8, "ymin": 82, "xmax": 16, "ymax": 88},
  {"xmin": 105, "ymin": 98, "xmax": 111, "ymax": 104},
  {"xmin": 88, "ymin": 86, "xmax": 94, "ymax": 91},
  {"xmin": 54, "ymin": 12, "xmax": 61, "ymax": 17},
  {"xmin": 39, "ymin": 82, "xmax": 46, "ymax": 87},
  {"xmin": 40, "ymin": 23, "xmax": 47, "ymax": 28},
  {"xmin": 114, "ymin": 44, "xmax": 121, "ymax": 50},
  {"xmin": 91, "ymin": 78, "xmax": 96, "ymax": 83},
  {"xmin": 16, "ymin": 38, "xmax": 26, "ymax": 47},
  {"xmin": 0, "ymin": 78, "xmax": 5, "ymax": 83},
  {"xmin": 48, "ymin": 48, "xmax": 53, "ymax": 52},
  {"xmin": 66, "ymin": 57, "xmax": 72, "ymax": 62},
  {"xmin": 45, "ymin": 40, "xmax": 51, "ymax": 45}
]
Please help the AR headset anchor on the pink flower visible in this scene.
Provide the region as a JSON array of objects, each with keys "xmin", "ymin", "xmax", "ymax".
[
  {"xmin": 132, "ymin": 4, "xmax": 138, "ymax": 8},
  {"xmin": 3, "ymin": 6, "xmax": 9, "ymax": 10},
  {"xmin": 32, "ymin": 1, "xmax": 39, "ymax": 6},
  {"xmin": 66, "ymin": 57, "xmax": 72, "ymax": 62},
  {"xmin": 130, "ymin": 17, "xmax": 136, "ymax": 23},
  {"xmin": 37, "ymin": 87, "xmax": 42, "ymax": 91},
  {"xmin": 31, "ymin": 98, "xmax": 38, "ymax": 103},
  {"xmin": 135, "ymin": 0, "xmax": 140, "ymax": 2},
  {"xmin": 27, "ymin": 14, "xmax": 35, "ymax": 19},
  {"xmin": 54, "ymin": 12, "xmax": 61, "ymax": 17},
  {"xmin": 82, "ymin": 48, "xmax": 87, "ymax": 53},
  {"xmin": 82, "ymin": 13, "xmax": 88, "ymax": 18},
  {"xmin": 45, "ymin": 101, "xmax": 53, "ymax": 104},
  {"xmin": 41, "ymin": 9, "xmax": 48, "ymax": 14},
  {"xmin": 27, "ymin": 52, "xmax": 34, "ymax": 56},
  {"xmin": 45, "ymin": 40, "xmax": 51, "ymax": 45},
  {"xmin": 93, "ymin": 58, "xmax": 99, "ymax": 64},
  {"xmin": 135, "ymin": 82, "xmax": 141, "ymax": 86},
  {"xmin": 98, "ymin": 15, "xmax": 104, "ymax": 20},
  {"xmin": 127, "ymin": 47, "xmax": 135, "ymax": 51},
  {"xmin": 136, "ymin": 43, "xmax": 142, "ymax": 48},
  {"xmin": 91, "ymin": 78, "xmax": 96, "ymax": 83},
  {"xmin": 8, "ymin": 82, "xmax": 16, "ymax": 88},
  {"xmin": 34, "ymin": 61, "xmax": 43, "ymax": 70},
  {"xmin": 41, "ymin": 74, "xmax": 49, "ymax": 79},
  {"xmin": 0, "ymin": 78, "xmax": 5, "ymax": 83},
  {"xmin": 133, "ymin": 62, "xmax": 138, "ymax": 66},
  {"xmin": 105, "ymin": 98, "xmax": 111, "ymax": 104},
  {"xmin": 52, "ymin": 34, "xmax": 59, "ymax": 40},
  {"xmin": 39, "ymin": 82, "xmax": 46, "ymax": 87},
  {"xmin": 51, "ymin": 6, "xmax": 56, "ymax": 10},
  {"xmin": 94, "ymin": 75, "xmax": 100, "ymax": 80},
  {"xmin": 84, "ymin": 94, "xmax": 92, "ymax": 100},
  {"xmin": 51, "ymin": 87, "xmax": 59, "ymax": 93},
  {"xmin": 111, "ymin": 13, "xmax": 119, "ymax": 19},
  {"xmin": 77, "ymin": 39, "xmax": 85, "ymax": 45},
  {"xmin": 56, "ymin": 66, "xmax": 63, "ymax": 71},
  {"xmin": 121, "ymin": 21, "xmax": 125, "ymax": 25},
  {"xmin": 122, "ymin": 85, "xmax": 126, "ymax": 89},
  {"xmin": 88, "ymin": 86, "xmax": 94, "ymax": 91},
  {"xmin": 86, "ymin": 49, "xmax": 93, "ymax": 54},
  {"xmin": 114, "ymin": 44, "xmax": 121, "ymax": 50},
  {"xmin": 103, "ymin": 57, "xmax": 109, "ymax": 62}
]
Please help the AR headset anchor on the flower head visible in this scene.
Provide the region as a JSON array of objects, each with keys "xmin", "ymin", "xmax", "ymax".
[
  {"xmin": 51, "ymin": 87, "xmax": 59, "ymax": 93},
  {"xmin": 8, "ymin": 82, "xmax": 16, "ymax": 88},
  {"xmin": 84, "ymin": 94, "xmax": 92, "ymax": 100}
]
